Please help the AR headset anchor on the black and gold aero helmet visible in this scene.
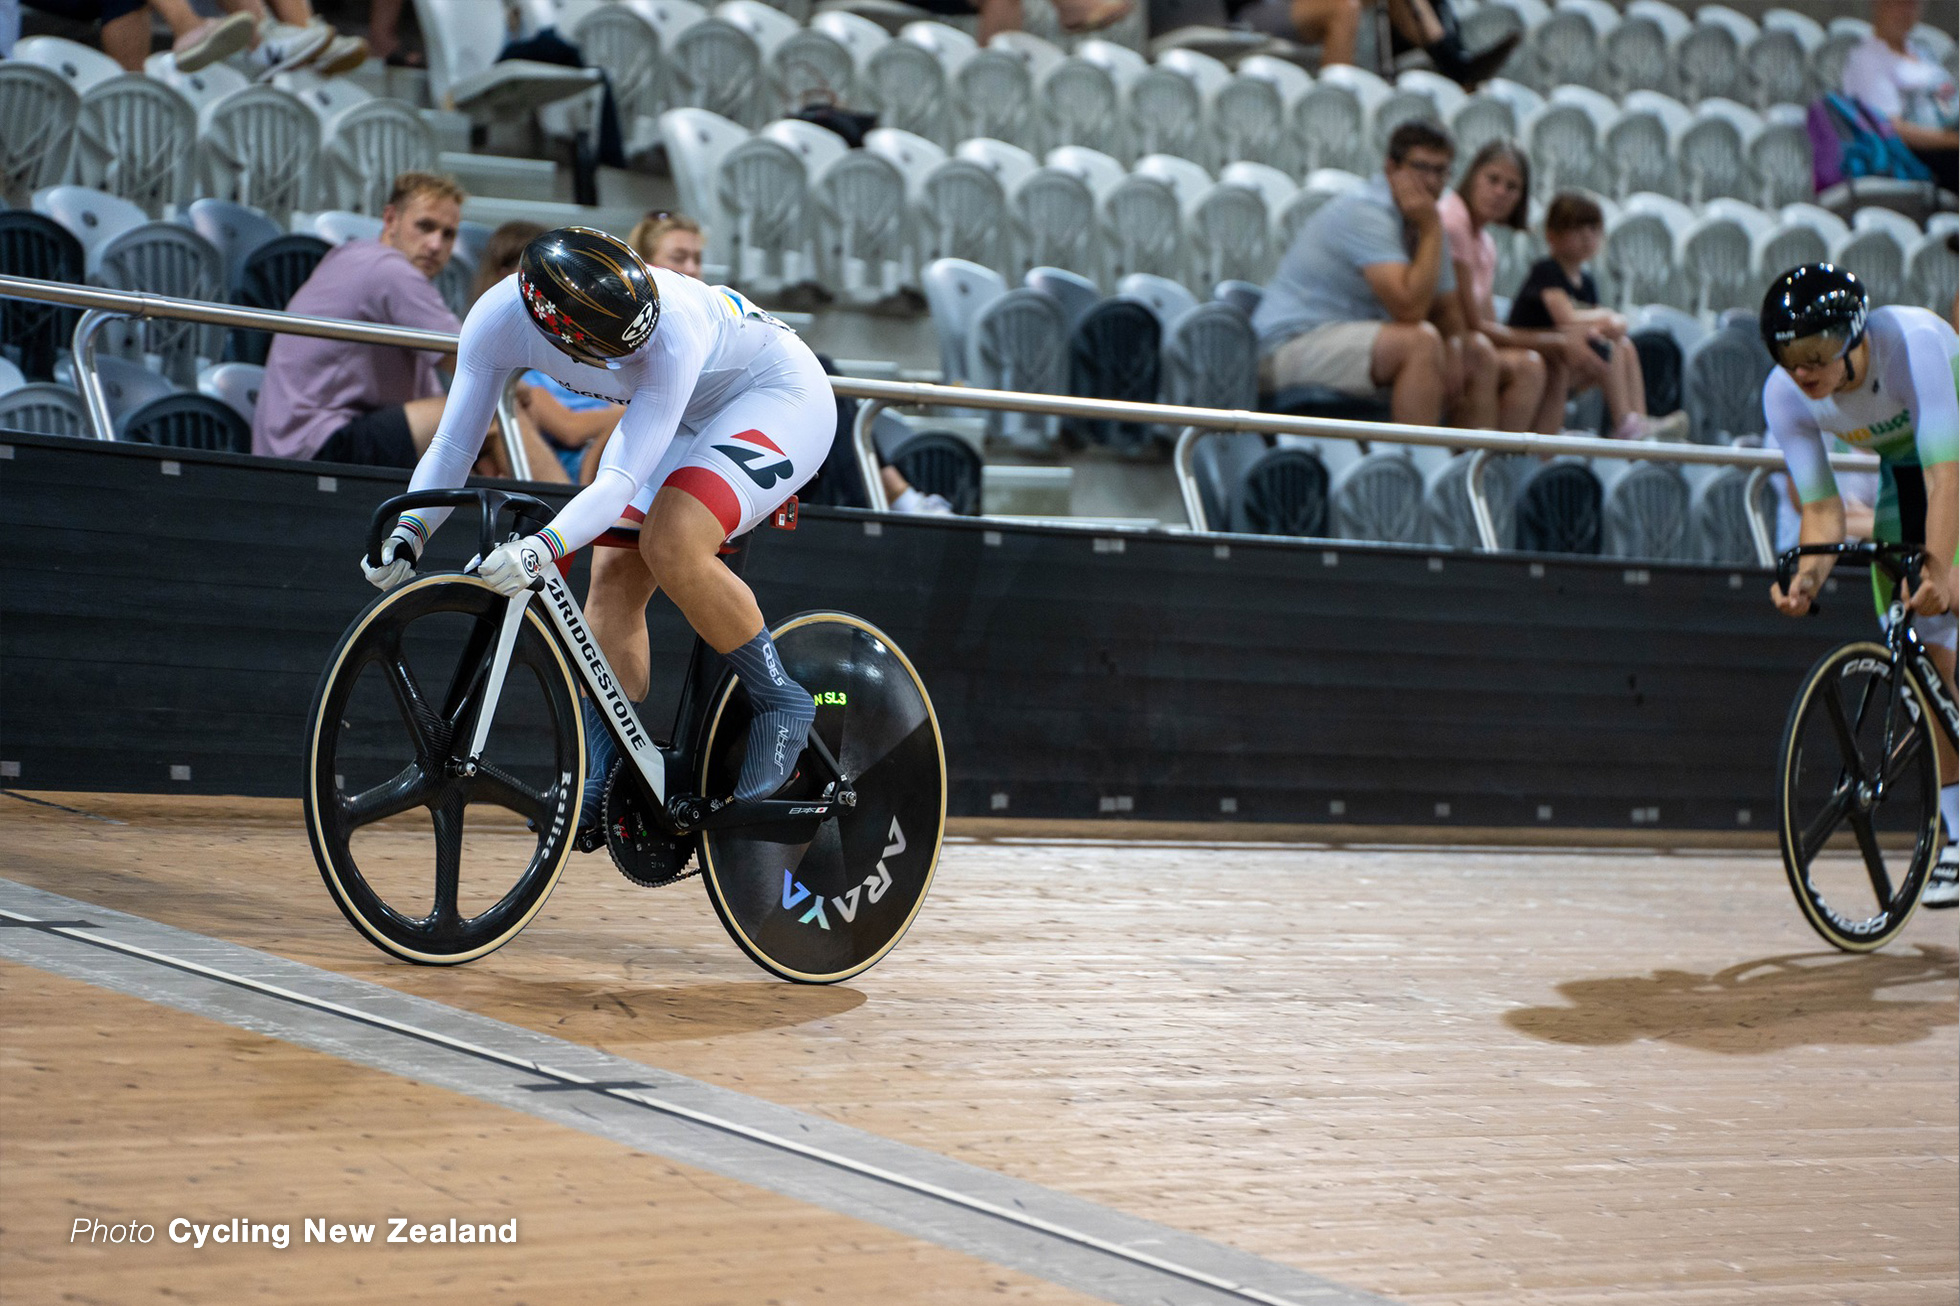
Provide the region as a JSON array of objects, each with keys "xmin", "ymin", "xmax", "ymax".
[{"xmin": 516, "ymin": 226, "xmax": 660, "ymax": 369}]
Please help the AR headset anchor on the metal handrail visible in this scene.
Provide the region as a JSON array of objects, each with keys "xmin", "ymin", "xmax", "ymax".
[{"xmin": 1, "ymin": 274, "xmax": 1877, "ymax": 563}]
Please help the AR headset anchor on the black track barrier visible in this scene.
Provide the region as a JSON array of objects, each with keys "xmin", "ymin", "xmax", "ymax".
[{"xmin": 0, "ymin": 432, "xmax": 1876, "ymax": 830}]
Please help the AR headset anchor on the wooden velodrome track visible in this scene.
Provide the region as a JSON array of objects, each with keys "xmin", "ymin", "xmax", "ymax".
[{"xmin": 0, "ymin": 792, "xmax": 1953, "ymax": 1305}]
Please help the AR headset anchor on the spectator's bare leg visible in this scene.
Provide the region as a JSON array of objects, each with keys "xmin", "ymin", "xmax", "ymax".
[
  {"xmin": 586, "ymin": 545, "xmax": 658, "ymax": 702},
  {"xmin": 1289, "ymin": 0, "xmax": 1361, "ymax": 66},
  {"xmin": 579, "ymin": 429, "xmax": 614, "ymax": 485},
  {"xmin": 508, "ymin": 409, "xmax": 572, "ymax": 484},
  {"xmin": 1495, "ymin": 346, "xmax": 1545, "ymax": 433},
  {"xmin": 975, "ymin": 0, "xmax": 1021, "ymax": 41},
  {"xmin": 368, "ymin": 0, "xmax": 407, "ymax": 60},
  {"xmin": 1610, "ymin": 337, "xmax": 1647, "ymax": 421},
  {"xmin": 1447, "ymin": 332, "xmax": 1500, "ymax": 429},
  {"xmin": 1385, "ymin": 0, "xmax": 1444, "ymax": 46},
  {"xmin": 1532, "ymin": 352, "xmax": 1568, "ymax": 434},
  {"xmin": 101, "ymin": 2, "xmax": 159, "ymax": 69},
  {"xmin": 880, "ymin": 465, "xmax": 915, "ymax": 502},
  {"xmin": 1370, "ymin": 321, "xmax": 1447, "ymax": 426},
  {"xmin": 642, "ymin": 487, "xmax": 769, "ymax": 655}
]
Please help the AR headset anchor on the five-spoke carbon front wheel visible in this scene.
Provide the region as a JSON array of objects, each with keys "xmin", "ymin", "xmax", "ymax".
[
  {"xmin": 304, "ymin": 575, "xmax": 584, "ymax": 964},
  {"xmin": 1778, "ymin": 641, "xmax": 1942, "ymax": 953}
]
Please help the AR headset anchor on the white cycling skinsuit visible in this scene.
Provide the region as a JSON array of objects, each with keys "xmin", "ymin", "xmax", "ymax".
[
  {"xmin": 1763, "ymin": 303, "xmax": 1958, "ymax": 650},
  {"xmin": 391, "ymin": 269, "xmax": 834, "ymax": 564}
]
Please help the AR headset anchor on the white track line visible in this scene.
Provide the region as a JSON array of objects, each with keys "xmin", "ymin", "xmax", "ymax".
[{"xmin": 1, "ymin": 906, "xmax": 1331, "ymax": 1306}]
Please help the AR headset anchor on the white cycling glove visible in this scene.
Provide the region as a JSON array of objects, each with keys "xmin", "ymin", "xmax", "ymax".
[
  {"xmin": 477, "ymin": 534, "xmax": 554, "ymax": 596},
  {"xmin": 361, "ymin": 525, "xmax": 421, "ymax": 591}
]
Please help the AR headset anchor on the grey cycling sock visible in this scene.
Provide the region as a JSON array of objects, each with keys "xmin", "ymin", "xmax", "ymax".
[
  {"xmin": 580, "ymin": 695, "xmax": 617, "ymax": 823},
  {"xmin": 723, "ymin": 629, "xmax": 816, "ymax": 801}
]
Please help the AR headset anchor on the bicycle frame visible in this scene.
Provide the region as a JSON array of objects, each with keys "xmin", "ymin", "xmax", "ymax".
[{"xmin": 368, "ymin": 489, "xmax": 853, "ymax": 838}]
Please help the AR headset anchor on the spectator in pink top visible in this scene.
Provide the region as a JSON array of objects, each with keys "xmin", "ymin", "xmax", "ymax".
[
  {"xmin": 1436, "ymin": 140, "xmax": 1555, "ymax": 433},
  {"xmin": 252, "ymin": 172, "xmax": 468, "ymax": 468}
]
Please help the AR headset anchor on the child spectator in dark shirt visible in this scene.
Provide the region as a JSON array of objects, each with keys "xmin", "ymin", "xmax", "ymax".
[{"xmin": 1509, "ymin": 192, "xmax": 1688, "ymax": 440}]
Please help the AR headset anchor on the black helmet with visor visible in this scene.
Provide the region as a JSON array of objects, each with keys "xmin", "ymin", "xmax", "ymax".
[
  {"xmin": 1760, "ymin": 263, "xmax": 1868, "ymax": 371},
  {"xmin": 517, "ymin": 226, "xmax": 661, "ymax": 370}
]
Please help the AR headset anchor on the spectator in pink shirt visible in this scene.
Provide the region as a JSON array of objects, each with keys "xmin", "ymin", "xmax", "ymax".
[
  {"xmin": 1437, "ymin": 140, "xmax": 1555, "ymax": 433},
  {"xmin": 252, "ymin": 172, "xmax": 468, "ymax": 468}
]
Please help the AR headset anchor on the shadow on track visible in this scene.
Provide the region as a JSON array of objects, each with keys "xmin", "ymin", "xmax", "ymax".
[{"xmin": 1505, "ymin": 945, "xmax": 1958, "ymax": 1052}]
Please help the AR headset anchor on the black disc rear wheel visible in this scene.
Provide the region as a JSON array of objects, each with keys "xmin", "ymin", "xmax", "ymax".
[
  {"xmin": 697, "ymin": 612, "xmax": 946, "ymax": 983},
  {"xmin": 1778, "ymin": 641, "xmax": 1941, "ymax": 953},
  {"xmin": 304, "ymin": 576, "xmax": 584, "ymax": 964}
]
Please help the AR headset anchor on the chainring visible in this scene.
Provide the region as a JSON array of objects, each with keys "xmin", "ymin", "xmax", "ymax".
[{"xmin": 602, "ymin": 758, "xmax": 697, "ymax": 888}]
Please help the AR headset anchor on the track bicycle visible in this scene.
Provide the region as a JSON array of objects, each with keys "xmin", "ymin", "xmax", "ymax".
[
  {"xmin": 1775, "ymin": 542, "xmax": 1958, "ymax": 952},
  {"xmin": 302, "ymin": 488, "xmax": 946, "ymax": 982}
]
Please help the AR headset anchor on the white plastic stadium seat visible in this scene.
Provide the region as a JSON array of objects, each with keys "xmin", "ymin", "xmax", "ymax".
[
  {"xmin": 809, "ymin": 148, "xmax": 909, "ymax": 302},
  {"xmin": 900, "ymin": 20, "xmax": 977, "ymax": 74},
  {"xmin": 865, "ymin": 127, "xmax": 948, "ymax": 198},
  {"xmin": 1746, "ymin": 106, "xmax": 1813, "ymax": 210},
  {"xmin": 714, "ymin": 134, "xmax": 809, "ymax": 292},
  {"xmin": 1677, "ymin": 210, "xmax": 1757, "ymax": 317},
  {"xmin": 0, "ymin": 359, "xmax": 24, "ymax": 396},
  {"xmin": 1677, "ymin": 5, "xmax": 1754, "ymax": 103},
  {"xmin": 323, "ymin": 99, "xmax": 438, "ymax": 215},
  {"xmin": 1603, "ymin": 195, "xmax": 1690, "ymax": 311},
  {"xmin": 1853, "ymin": 205, "xmax": 1924, "ymax": 248},
  {"xmin": 1187, "ymin": 181, "xmax": 1274, "ymax": 297},
  {"xmin": 1742, "ymin": 24, "xmax": 1810, "ymax": 110},
  {"xmin": 93, "ymin": 221, "xmax": 225, "ymax": 386},
  {"xmin": 197, "ymin": 85, "xmax": 321, "ymax": 226},
  {"xmin": 1523, "ymin": 99, "xmax": 1602, "ymax": 197},
  {"xmin": 914, "ymin": 157, "xmax": 1011, "ymax": 274},
  {"xmin": 1674, "ymin": 102, "xmax": 1752, "ymax": 204},
  {"xmin": 1124, "ymin": 66, "xmax": 1203, "ymax": 168},
  {"xmin": 1161, "ymin": 300, "xmax": 1258, "ymax": 413},
  {"xmin": 1036, "ymin": 56, "xmax": 1122, "ymax": 158},
  {"xmin": 12, "ymin": 35, "xmax": 122, "ymax": 95},
  {"xmin": 659, "ymin": 107, "xmax": 749, "ymax": 260},
  {"xmin": 142, "ymin": 52, "xmax": 250, "ymax": 114},
  {"xmin": 1827, "ymin": 226, "xmax": 1907, "ymax": 307},
  {"xmin": 1157, "ymin": 48, "xmax": 1232, "ymax": 100},
  {"xmin": 954, "ymin": 49, "xmax": 1036, "ymax": 152},
  {"xmin": 1603, "ymin": 4, "xmax": 1676, "ymax": 97},
  {"xmin": 1528, "ymin": 1, "xmax": 1610, "ymax": 93},
  {"xmin": 197, "ymin": 362, "xmax": 266, "ymax": 424},
  {"xmin": 186, "ymin": 197, "xmax": 283, "ymax": 290},
  {"xmin": 1749, "ymin": 218, "xmax": 1829, "ymax": 310},
  {"xmin": 809, "ymin": 10, "xmax": 890, "ymax": 76},
  {"xmin": 762, "ymin": 116, "xmax": 849, "ymax": 176},
  {"xmin": 957, "ymin": 138, "xmax": 1039, "ymax": 192},
  {"xmin": 1219, "ymin": 161, "xmax": 1298, "ymax": 218},
  {"xmin": 1099, "ymin": 175, "xmax": 1182, "ymax": 286},
  {"xmin": 769, "ymin": 28, "xmax": 853, "ymax": 123},
  {"xmin": 715, "ymin": 0, "xmax": 799, "ymax": 58},
  {"xmin": 0, "ymin": 61, "xmax": 79, "ymax": 208},
  {"xmin": 32, "ymin": 184, "xmax": 150, "ymax": 274},
  {"xmin": 862, "ymin": 39, "xmax": 948, "ymax": 146},
  {"xmin": 1008, "ymin": 166, "xmax": 1096, "ymax": 280},
  {"xmin": 1599, "ymin": 458, "xmax": 1690, "ymax": 561},
  {"xmin": 415, "ymin": 0, "xmax": 601, "ymax": 124},
  {"xmin": 573, "ymin": 4, "xmax": 670, "ymax": 155},
  {"xmin": 272, "ymin": 68, "xmax": 374, "ymax": 124},
  {"xmin": 669, "ymin": 18, "xmax": 764, "ymax": 127},
  {"xmin": 1601, "ymin": 104, "xmax": 1674, "ymax": 201},
  {"xmin": 73, "ymin": 75, "xmax": 197, "ymax": 219},
  {"xmin": 1809, "ymin": 30, "xmax": 1862, "ymax": 103},
  {"xmin": 1024, "ymin": 265, "xmax": 1099, "ymax": 330},
  {"xmin": 1044, "ymin": 145, "xmax": 1127, "ymax": 201},
  {"xmin": 1291, "ymin": 80, "xmax": 1368, "ymax": 175},
  {"xmin": 988, "ymin": 31, "xmax": 1065, "ymax": 81},
  {"xmin": 1134, "ymin": 154, "xmax": 1213, "ymax": 216},
  {"xmin": 1115, "ymin": 272, "xmax": 1198, "ymax": 326},
  {"xmin": 1450, "ymin": 91, "xmax": 1518, "ymax": 167},
  {"xmin": 1905, "ymin": 231, "xmax": 1959, "ymax": 317},
  {"xmin": 1211, "ymin": 73, "xmax": 1287, "ymax": 174},
  {"xmin": 1275, "ymin": 169, "xmax": 1367, "ymax": 255},
  {"xmin": 1073, "ymin": 38, "xmax": 1148, "ymax": 95},
  {"xmin": 1777, "ymin": 202, "xmax": 1850, "ymax": 245},
  {"xmin": 312, "ymin": 210, "xmax": 385, "ymax": 244}
]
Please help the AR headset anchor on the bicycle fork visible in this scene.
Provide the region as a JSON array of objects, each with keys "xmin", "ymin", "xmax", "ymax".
[{"xmin": 453, "ymin": 590, "xmax": 534, "ymax": 778}]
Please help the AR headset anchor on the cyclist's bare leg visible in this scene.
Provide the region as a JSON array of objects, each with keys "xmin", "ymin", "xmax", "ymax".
[
  {"xmin": 640, "ymin": 488, "xmax": 767, "ymax": 653},
  {"xmin": 585, "ymin": 542, "xmax": 657, "ymax": 702}
]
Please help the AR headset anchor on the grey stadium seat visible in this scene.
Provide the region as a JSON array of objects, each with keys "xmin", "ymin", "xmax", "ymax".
[
  {"xmin": 1599, "ymin": 458, "xmax": 1691, "ymax": 561},
  {"xmin": 966, "ymin": 286, "xmax": 1067, "ymax": 451},
  {"xmin": 1683, "ymin": 322, "xmax": 1773, "ymax": 444},
  {"xmin": 0, "ymin": 61, "xmax": 80, "ymax": 209},
  {"xmin": 1514, "ymin": 458, "xmax": 1603, "ymax": 555},
  {"xmin": 1330, "ymin": 447, "xmax": 1427, "ymax": 545},
  {"xmin": 0, "ymin": 383, "xmax": 92, "ymax": 439}
]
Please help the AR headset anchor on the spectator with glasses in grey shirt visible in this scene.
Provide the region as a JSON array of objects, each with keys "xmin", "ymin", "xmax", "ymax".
[{"xmin": 1254, "ymin": 120, "xmax": 1493, "ymax": 429}]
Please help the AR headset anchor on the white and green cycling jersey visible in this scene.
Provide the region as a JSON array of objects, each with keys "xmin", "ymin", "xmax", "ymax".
[{"xmin": 1763, "ymin": 304, "xmax": 1958, "ymax": 543}]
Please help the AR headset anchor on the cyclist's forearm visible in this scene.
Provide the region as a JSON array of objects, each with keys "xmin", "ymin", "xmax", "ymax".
[
  {"xmin": 1923, "ymin": 462, "xmax": 1956, "ymax": 572},
  {"xmin": 1797, "ymin": 497, "xmax": 1847, "ymax": 590}
]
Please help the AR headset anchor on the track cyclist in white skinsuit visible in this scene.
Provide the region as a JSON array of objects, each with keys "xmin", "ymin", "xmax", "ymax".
[
  {"xmin": 1760, "ymin": 263, "xmax": 1959, "ymax": 907},
  {"xmin": 359, "ymin": 226, "xmax": 833, "ymax": 826}
]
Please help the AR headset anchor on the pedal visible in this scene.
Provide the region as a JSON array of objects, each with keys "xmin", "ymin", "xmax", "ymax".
[
  {"xmin": 772, "ymin": 496, "xmax": 799, "ymax": 530},
  {"xmin": 604, "ymin": 763, "xmax": 695, "ymax": 887}
]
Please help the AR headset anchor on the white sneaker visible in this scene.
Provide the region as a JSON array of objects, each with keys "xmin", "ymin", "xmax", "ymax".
[
  {"xmin": 172, "ymin": 11, "xmax": 257, "ymax": 72},
  {"xmin": 1640, "ymin": 411, "xmax": 1692, "ymax": 442},
  {"xmin": 1923, "ymin": 844, "xmax": 1957, "ymax": 909},
  {"xmin": 250, "ymin": 19, "xmax": 333, "ymax": 80},
  {"xmin": 891, "ymin": 486, "xmax": 955, "ymax": 515},
  {"xmin": 312, "ymin": 33, "xmax": 371, "ymax": 77}
]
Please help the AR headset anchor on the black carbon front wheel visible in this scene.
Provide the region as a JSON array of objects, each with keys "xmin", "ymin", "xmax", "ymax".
[
  {"xmin": 696, "ymin": 612, "xmax": 946, "ymax": 983},
  {"xmin": 304, "ymin": 575, "xmax": 584, "ymax": 964},
  {"xmin": 1778, "ymin": 641, "xmax": 1941, "ymax": 953}
]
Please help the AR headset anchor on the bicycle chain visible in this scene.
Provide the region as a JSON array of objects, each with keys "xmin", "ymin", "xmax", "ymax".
[{"xmin": 600, "ymin": 760, "xmax": 698, "ymax": 888}]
